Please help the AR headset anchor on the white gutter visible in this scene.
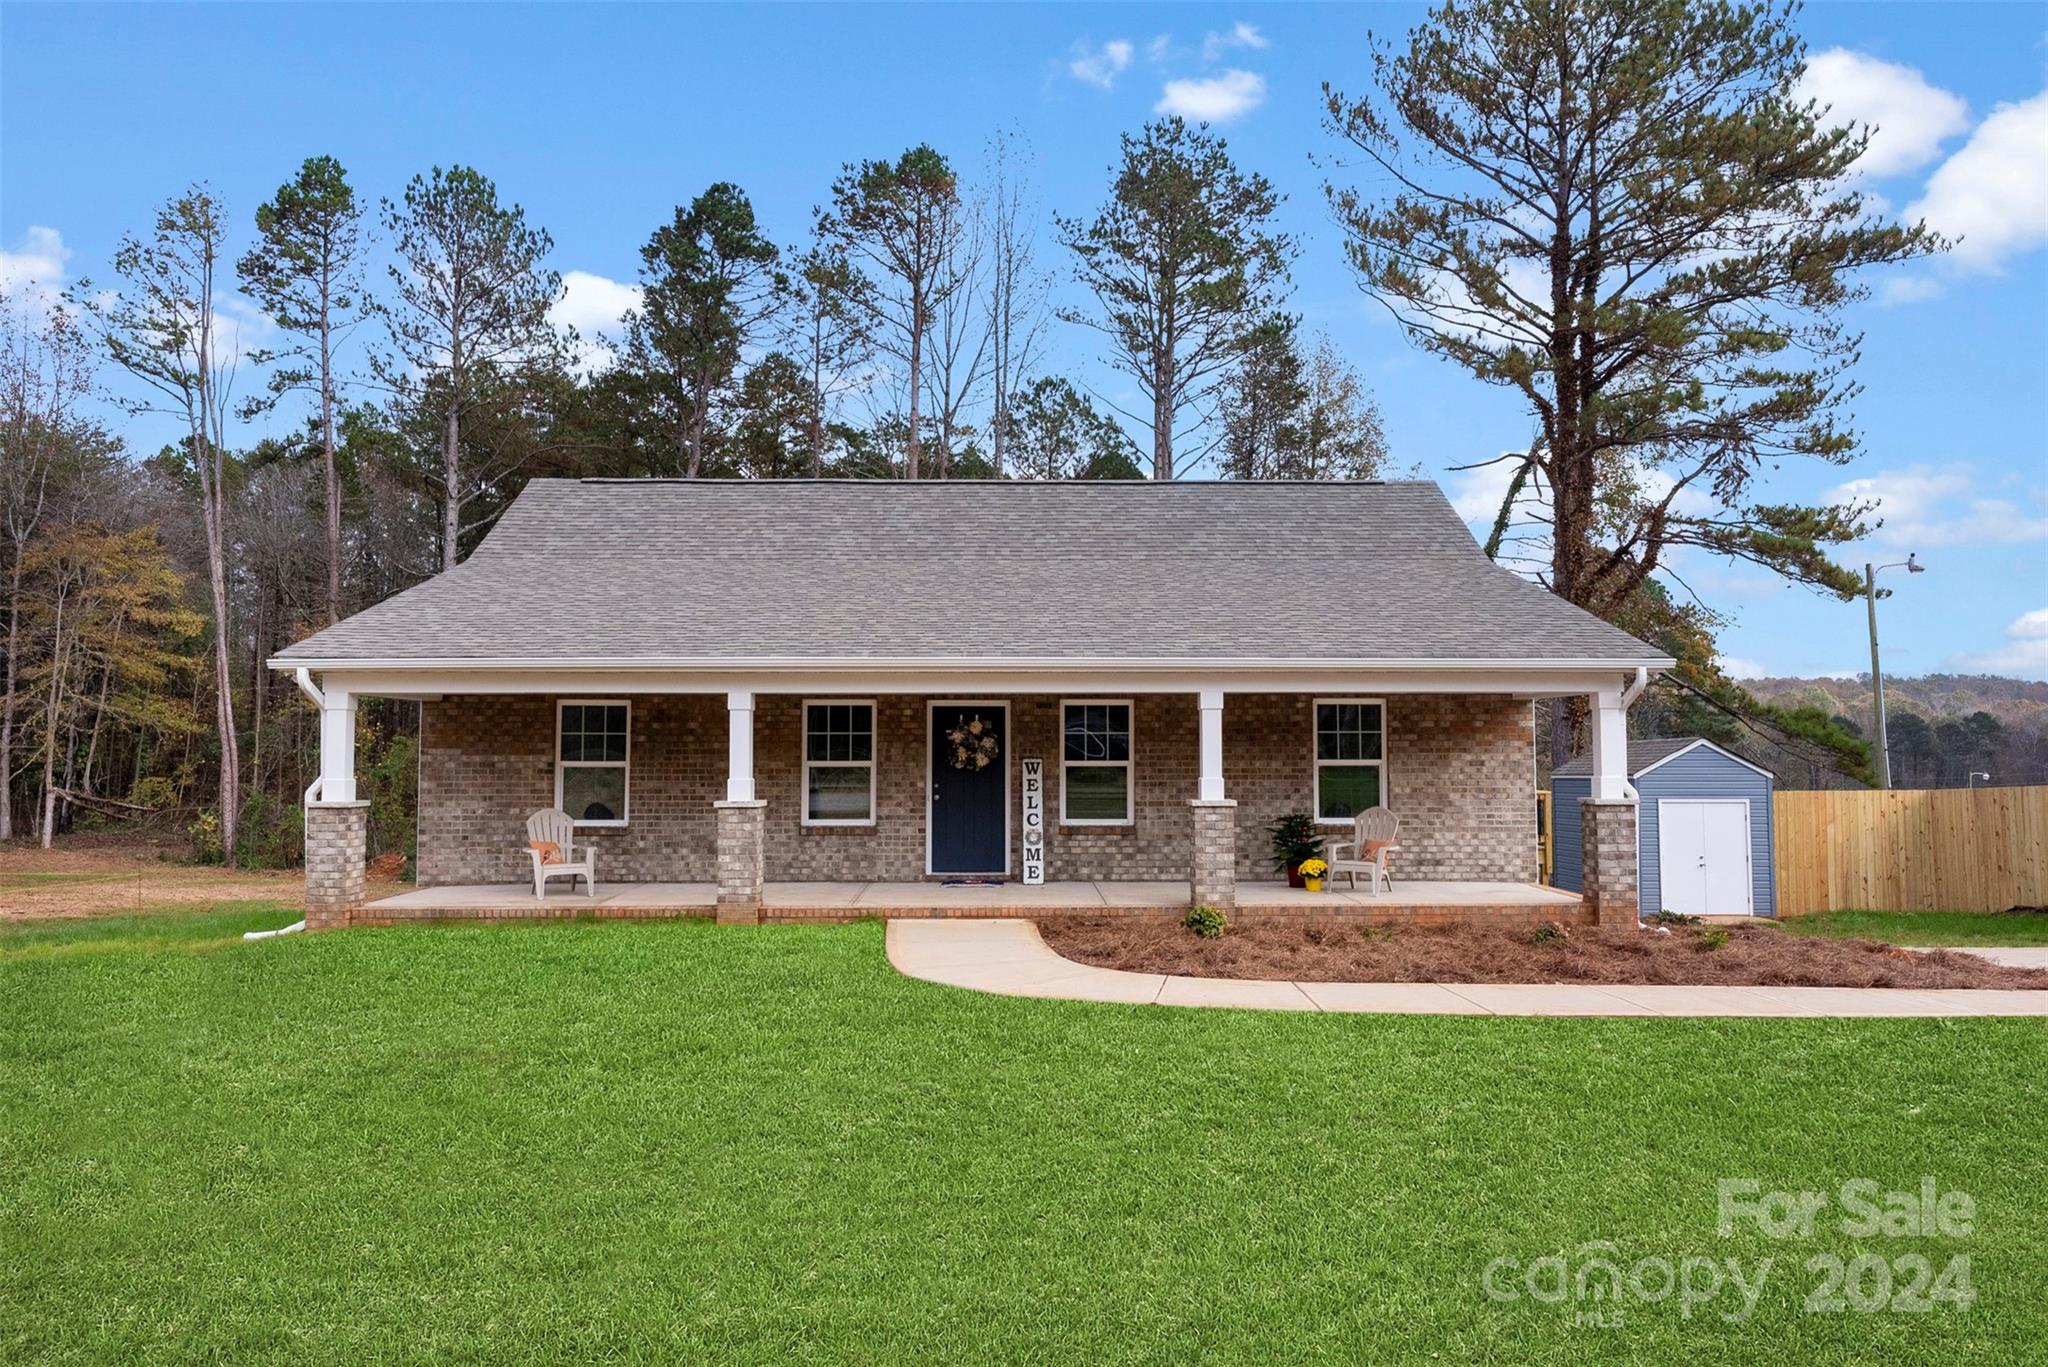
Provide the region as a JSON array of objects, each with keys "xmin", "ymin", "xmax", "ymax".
[
  {"xmin": 1621, "ymin": 666, "xmax": 1650, "ymax": 708},
  {"xmin": 292, "ymin": 668, "xmax": 326, "ymax": 809},
  {"xmin": 246, "ymin": 669, "xmax": 329, "ymax": 942},
  {"xmin": 267, "ymin": 652, "xmax": 1678, "ymax": 673},
  {"xmin": 1620, "ymin": 666, "xmax": 1650, "ymax": 800}
]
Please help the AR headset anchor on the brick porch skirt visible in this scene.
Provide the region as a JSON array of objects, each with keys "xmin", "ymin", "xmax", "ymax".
[{"xmin": 352, "ymin": 898, "xmax": 1589, "ymax": 929}]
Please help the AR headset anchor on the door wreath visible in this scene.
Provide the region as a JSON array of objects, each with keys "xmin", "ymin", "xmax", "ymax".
[{"xmin": 945, "ymin": 715, "xmax": 1000, "ymax": 770}]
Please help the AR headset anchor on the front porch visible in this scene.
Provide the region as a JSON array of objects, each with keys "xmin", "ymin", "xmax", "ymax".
[
  {"xmin": 356, "ymin": 878, "xmax": 1586, "ymax": 925},
  {"xmin": 293, "ymin": 674, "xmax": 1648, "ymax": 932}
]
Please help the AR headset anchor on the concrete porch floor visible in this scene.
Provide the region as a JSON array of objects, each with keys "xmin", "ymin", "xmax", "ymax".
[{"xmin": 359, "ymin": 878, "xmax": 1582, "ymax": 922}]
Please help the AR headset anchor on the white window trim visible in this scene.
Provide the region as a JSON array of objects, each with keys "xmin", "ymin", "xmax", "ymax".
[
  {"xmin": 555, "ymin": 698, "xmax": 630, "ymax": 828},
  {"xmin": 802, "ymin": 698, "xmax": 878, "ymax": 827},
  {"xmin": 1060, "ymin": 697, "xmax": 1135, "ymax": 827},
  {"xmin": 1312, "ymin": 695, "xmax": 1387, "ymax": 826}
]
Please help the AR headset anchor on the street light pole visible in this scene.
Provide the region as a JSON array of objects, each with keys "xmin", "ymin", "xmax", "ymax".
[{"xmin": 1864, "ymin": 554, "xmax": 1924, "ymax": 791}]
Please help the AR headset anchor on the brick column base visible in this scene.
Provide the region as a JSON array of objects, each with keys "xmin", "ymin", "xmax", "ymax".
[
  {"xmin": 1580, "ymin": 799, "xmax": 1640, "ymax": 928},
  {"xmin": 714, "ymin": 800, "xmax": 767, "ymax": 925},
  {"xmin": 1189, "ymin": 798, "xmax": 1238, "ymax": 912},
  {"xmin": 304, "ymin": 800, "xmax": 370, "ymax": 931}
]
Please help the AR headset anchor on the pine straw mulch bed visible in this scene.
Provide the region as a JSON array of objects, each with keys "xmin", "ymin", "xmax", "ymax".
[{"xmin": 1034, "ymin": 917, "xmax": 2048, "ymax": 990}]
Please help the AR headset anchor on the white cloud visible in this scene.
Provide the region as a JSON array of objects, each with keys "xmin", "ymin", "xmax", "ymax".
[
  {"xmin": 1905, "ymin": 89, "xmax": 2048, "ymax": 273},
  {"xmin": 1068, "ymin": 38, "xmax": 1134, "ymax": 90},
  {"xmin": 1794, "ymin": 49, "xmax": 1970, "ymax": 180},
  {"xmin": 1201, "ymin": 22, "xmax": 1268, "ymax": 62},
  {"xmin": 1829, "ymin": 464, "xmax": 2048, "ymax": 549},
  {"xmin": 1717, "ymin": 657, "xmax": 1771, "ymax": 681},
  {"xmin": 1155, "ymin": 69, "xmax": 1266, "ymax": 122},
  {"xmin": 1950, "ymin": 608, "xmax": 2048, "ymax": 679},
  {"xmin": 550, "ymin": 269, "xmax": 640, "ymax": 372},
  {"xmin": 1877, "ymin": 273, "xmax": 1946, "ymax": 306},
  {"xmin": 1448, "ymin": 453, "xmax": 1530, "ymax": 523},
  {"xmin": 0, "ymin": 225, "xmax": 72, "ymax": 315},
  {"xmin": 1145, "ymin": 34, "xmax": 1174, "ymax": 65},
  {"xmin": 210, "ymin": 293, "xmax": 277, "ymax": 368}
]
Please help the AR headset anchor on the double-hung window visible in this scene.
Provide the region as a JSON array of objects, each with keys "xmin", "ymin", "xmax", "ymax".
[
  {"xmin": 1062, "ymin": 700, "xmax": 1133, "ymax": 824},
  {"xmin": 1314, "ymin": 698, "xmax": 1384, "ymax": 824},
  {"xmin": 804, "ymin": 701, "xmax": 875, "ymax": 825},
  {"xmin": 557, "ymin": 700, "xmax": 629, "ymax": 826}
]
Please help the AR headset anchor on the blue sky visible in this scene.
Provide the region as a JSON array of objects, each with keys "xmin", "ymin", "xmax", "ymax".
[{"xmin": 3, "ymin": 2, "xmax": 2044, "ymax": 680}]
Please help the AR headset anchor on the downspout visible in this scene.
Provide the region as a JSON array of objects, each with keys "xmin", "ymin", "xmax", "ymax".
[
  {"xmin": 245, "ymin": 669, "xmax": 326, "ymax": 942},
  {"xmin": 293, "ymin": 668, "xmax": 326, "ymax": 809},
  {"xmin": 1619, "ymin": 667, "xmax": 1649, "ymax": 801}
]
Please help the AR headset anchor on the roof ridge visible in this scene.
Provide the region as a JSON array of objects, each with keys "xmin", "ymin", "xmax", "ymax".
[{"xmin": 561, "ymin": 477, "xmax": 1433, "ymax": 487}]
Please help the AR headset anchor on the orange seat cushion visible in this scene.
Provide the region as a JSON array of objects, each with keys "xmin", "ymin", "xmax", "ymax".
[{"xmin": 528, "ymin": 840, "xmax": 563, "ymax": 866}]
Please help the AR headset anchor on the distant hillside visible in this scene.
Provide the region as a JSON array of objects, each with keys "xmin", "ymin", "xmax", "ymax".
[{"xmin": 1738, "ymin": 674, "xmax": 2048, "ymax": 789}]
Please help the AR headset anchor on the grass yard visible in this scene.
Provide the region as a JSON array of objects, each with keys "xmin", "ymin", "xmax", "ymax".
[
  {"xmin": 6, "ymin": 905, "xmax": 2046, "ymax": 1364},
  {"xmin": 1776, "ymin": 909, "xmax": 2048, "ymax": 947}
]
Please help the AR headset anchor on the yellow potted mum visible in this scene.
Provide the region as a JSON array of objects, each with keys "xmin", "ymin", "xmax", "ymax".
[{"xmin": 1297, "ymin": 858, "xmax": 1328, "ymax": 893}]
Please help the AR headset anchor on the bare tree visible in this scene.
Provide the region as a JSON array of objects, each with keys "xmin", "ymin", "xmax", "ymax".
[
  {"xmin": 75, "ymin": 187, "xmax": 247, "ymax": 863},
  {"xmin": 239, "ymin": 154, "xmax": 369, "ymax": 626},
  {"xmin": 983, "ymin": 130, "xmax": 1050, "ymax": 477},
  {"xmin": 819, "ymin": 146, "xmax": 968, "ymax": 479},
  {"xmin": 780, "ymin": 245, "xmax": 874, "ymax": 477},
  {"xmin": 379, "ymin": 166, "xmax": 560, "ymax": 569},
  {"xmin": 0, "ymin": 293, "xmax": 99, "ymax": 840},
  {"xmin": 921, "ymin": 206, "xmax": 991, "ymax": 477}
]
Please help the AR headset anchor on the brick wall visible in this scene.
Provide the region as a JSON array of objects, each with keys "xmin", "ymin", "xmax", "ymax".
[
  {"xmin": 305, "ymin": 800, "xmax": 369, "ymax": 929},
  {"xmin": 416, "ymin": 692, "xmax": 1538, "ymax": 886},
  {"xmin": 1580, "ymin": 798, "xmax": 1641, "ymax": 927}
]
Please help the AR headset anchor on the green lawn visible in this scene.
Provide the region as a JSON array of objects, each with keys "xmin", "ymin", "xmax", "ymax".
[
  {"xmin": 1776, "ymin": 909, "xmax": 2048, "ymax": 946},
  {"xmin": 5, "ymin": 906, "xmax": 2045, "ymax": 1363}
]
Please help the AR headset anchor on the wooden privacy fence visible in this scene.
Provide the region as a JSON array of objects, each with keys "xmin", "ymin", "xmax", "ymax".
[{"xmin": 1774, "ymin": 786, "xmax": 2048, "ymax": 915}]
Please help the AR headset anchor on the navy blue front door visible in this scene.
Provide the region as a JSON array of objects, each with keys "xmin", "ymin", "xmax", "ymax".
[{"xmin": 930, "ymin": 704, "xmax": 1008, "ymax": 874}]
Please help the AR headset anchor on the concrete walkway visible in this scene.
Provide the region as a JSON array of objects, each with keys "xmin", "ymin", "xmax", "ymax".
[{"xmin": 885, "ymin": 919, "xmax": 2048, "ymax": 1018}]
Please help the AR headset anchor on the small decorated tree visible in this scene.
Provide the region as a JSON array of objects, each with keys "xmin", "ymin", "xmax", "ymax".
[{"xmin": 1268, "ymin": 813, "xmax": 1323, "ymax": 886}]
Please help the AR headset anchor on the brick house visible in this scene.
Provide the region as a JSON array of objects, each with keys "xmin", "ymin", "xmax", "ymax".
[{"xmin": 275, "ymin": 479, "xmax": 1667, "ymax": 928}]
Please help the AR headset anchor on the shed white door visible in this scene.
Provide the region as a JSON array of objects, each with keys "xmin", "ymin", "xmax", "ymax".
[{"xmin": 1658, "ymin": 800, "xmax": 1753, "ymax": 917}]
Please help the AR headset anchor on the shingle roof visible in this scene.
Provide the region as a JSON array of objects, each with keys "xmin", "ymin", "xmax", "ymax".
[
  {"xmin": 1553, "ymin": 738, "xmax": 1703, "ymax": 778},
  {"xmin": 275, "ymin": 479, "xmax": 1670, "ymax": 666}
]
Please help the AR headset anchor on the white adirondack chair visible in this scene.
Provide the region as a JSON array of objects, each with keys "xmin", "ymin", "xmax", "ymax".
[
  {"xmin": 524, "ymin": 808, "xmax": 597, "ymax": 900},
  {"xmin": 1326, "ymin": 806, "xmax": 1401, "ymax": 895}
]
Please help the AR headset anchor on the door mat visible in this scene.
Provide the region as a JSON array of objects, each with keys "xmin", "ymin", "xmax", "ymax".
[{"xmin": 940, "ymin": 878, "xmax": 1007, "ymax": 888}]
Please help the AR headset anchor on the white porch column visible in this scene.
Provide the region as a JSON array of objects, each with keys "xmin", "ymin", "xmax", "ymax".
[
  {"xmin": 1197, "ymin": 689, "xmax": 1226, "ymax": 802},
  {"xmin": 1582, "ymin": 683, "xmax": 1640, "ymax": 927},
  {"xmin": 1588, "ymin": 688, "xmax": 1630, "ymax": 802},
  {"xmin": 318, "ymin": 686, "xmax": 357, "ymax": 802},
  {"xmin": 304, "ymin": 677, "xmax": 366, "ymax": 930},
  {"xmin": 725, "ymin": 690, "xmax": 756, "ymax": 802}
]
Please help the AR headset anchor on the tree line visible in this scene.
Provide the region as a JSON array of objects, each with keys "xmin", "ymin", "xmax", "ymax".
[{"xmin": 2, "ymin": 0, "xmax": 1949, "ymax": 863}]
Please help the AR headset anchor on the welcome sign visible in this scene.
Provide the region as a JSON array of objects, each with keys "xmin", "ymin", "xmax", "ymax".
[{"xmin": 1021, "ymin": 759, "xmax": 1045, "ymax": 885}]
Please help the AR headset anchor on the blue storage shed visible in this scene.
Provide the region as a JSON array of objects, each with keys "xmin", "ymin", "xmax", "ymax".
[{"xmin": 1552, "ymin": 738, "xmax": 1776, "ymax": 918}]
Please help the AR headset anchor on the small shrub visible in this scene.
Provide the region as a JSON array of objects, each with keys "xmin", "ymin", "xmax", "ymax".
[
  {"xmin": 128, "ymin": 776, "xmax": 176, "ymax": 811},
  {"xmin": 235, "ymin": 792, "xmax": 303, "ymax": 870},
  {"xmin": 1646, "ymin": 910, "xmax": 1701, "ymax": 926},
  {"xmin": 1696, "ymin": 927, "xmax": 1730, "ymax": 951},
  {"xmin": 1183, "ymin": 905, "xmax": 1228, "ymax": 939},
  {"xmin": 1358, "ymin": 925, "xmax": 1392, "ymax": 943},
  {"xmin": 1529, "ymin": 921, "xmax": 1567, "ymax": 945},
  {"xmin": 188, "ymin": 810, "xmax": 223, "ymax": 865}
]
